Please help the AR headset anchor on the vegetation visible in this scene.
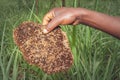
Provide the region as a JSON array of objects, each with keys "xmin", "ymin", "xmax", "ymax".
[{"xmin": 0, "ymin": 0, "xmax": 120, "ymax": 80}]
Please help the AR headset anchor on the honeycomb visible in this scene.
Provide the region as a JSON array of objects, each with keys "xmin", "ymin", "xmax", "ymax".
[{"xmin": 13, "ymin": 21, "xmax": 73, "ymax": 74}]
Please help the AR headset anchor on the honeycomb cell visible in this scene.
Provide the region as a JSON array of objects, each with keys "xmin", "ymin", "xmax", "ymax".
[{"xmin": 13, "ymin": 21, "xmax": 73, "ymax": 74}]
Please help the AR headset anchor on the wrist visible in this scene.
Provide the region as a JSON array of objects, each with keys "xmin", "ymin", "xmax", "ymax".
[{"xmin": 74, "ymin": 8, "xmax": 89, "ymax": 23}]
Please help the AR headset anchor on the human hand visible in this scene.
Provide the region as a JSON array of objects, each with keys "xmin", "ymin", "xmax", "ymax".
[
  {"xmin": 42, "ymin": 7, "xmax": 120, "ymax": 39},
  {"xmin": 42, "ymin": 7, "xmax": 83, "ymax": 33}
]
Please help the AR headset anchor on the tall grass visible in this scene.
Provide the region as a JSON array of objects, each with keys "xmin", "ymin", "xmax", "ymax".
[{"xmin": 0, "ymin": 0, "xmax": 120, "ymax": 80}]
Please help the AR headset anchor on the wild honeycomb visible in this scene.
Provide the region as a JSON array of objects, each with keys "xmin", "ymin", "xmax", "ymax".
[{"xmin": 13, "ymin": 21, "xmax": 73, "ymax": 74}]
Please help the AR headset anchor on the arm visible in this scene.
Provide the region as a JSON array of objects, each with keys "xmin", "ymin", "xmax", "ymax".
[
  {"xmin": 79, "ymin": 8, "xmax": 120, "ymax": 39},
  {"xmin": 42, "ymin": 7, "xmax": 120, "ymax": 39}
]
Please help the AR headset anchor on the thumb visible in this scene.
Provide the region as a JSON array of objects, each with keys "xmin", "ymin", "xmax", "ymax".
[{"xmin": 43, "ymin": 16, "xmax": 63, "ymax": 33}]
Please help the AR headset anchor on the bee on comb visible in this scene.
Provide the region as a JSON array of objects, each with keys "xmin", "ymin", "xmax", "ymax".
[{"xmin": 13, "ymin": 21, "xmax": 73, "ymax": 74}]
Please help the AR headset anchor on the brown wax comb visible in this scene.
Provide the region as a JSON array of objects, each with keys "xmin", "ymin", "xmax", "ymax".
[{"xmin": 13, "ymin": 21, "xmax": 73, "ymax": 74}]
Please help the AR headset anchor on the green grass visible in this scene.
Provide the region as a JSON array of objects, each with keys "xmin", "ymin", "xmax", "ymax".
[{"xmin": 0, "ymin": 0, "xmax": 120, "ymax": 80}]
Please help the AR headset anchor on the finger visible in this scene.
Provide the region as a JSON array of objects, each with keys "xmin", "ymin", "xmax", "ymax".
[
  {"xmin": 42, "ymin": 11, "xmax": 55, "ymax": 25},
  {"xmin": 43, "ymin": 16, "xmax": 76, "ymax": 34},
  {"xmin": 72, "ymin": 19, "xmax": 80, "ymax": 25},
  {"xmin": 43, "ymin": 16, "xmax": 63, "ymax": 34}
]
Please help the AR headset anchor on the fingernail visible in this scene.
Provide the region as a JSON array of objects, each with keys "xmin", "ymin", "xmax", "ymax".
[
  {"xmin": 43, "ymin": 29, "xmax": 48, "ymax": 34},
  {"xmin": 42, "ymin": 22, "xmax": 47, "ymax": 25}
]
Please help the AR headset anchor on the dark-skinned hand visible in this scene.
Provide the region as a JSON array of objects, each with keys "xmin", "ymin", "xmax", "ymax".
[{"xmin": 42, "ymin": 7, "xmax": 83, "ymax": 33}]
